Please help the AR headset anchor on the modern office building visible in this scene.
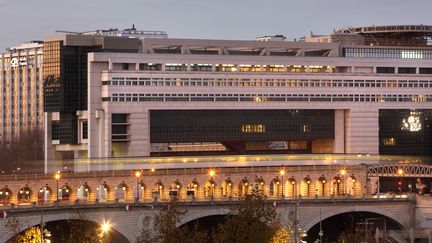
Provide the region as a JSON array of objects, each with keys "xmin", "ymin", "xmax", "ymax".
[
  {"xmin": 0, "ymin": 41, "xmax": 44, "ymax": 144},
  {"xmin": 41, "ymin": 27, "xmax": 168, "ymax": 160},
  {"xmin": 43, "ymin": 25, "xmax": 432, "ymax": 160}
]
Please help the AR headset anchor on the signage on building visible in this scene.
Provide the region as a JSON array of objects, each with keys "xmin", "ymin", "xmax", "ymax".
[{"xmin": 10, "ymin": 57, "xmax": 27, "ymax": 67}]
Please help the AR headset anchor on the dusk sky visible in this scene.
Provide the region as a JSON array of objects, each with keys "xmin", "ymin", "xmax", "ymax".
[{"xmin": 1, "ymin": 0, "xmax": 432, "ymax": 50}]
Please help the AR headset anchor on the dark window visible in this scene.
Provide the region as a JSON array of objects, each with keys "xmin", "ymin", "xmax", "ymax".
[
  {"xmin": 82, "ymin": 121, "xmax": 88, "ymax": 139},
  {"xmin": 398, "ymin": 67, "xmax": 416, "ymax": 74},
  {"xmin": 419, "ymin": 68, "xmax": 432, "ymax": 74},
  {"xmin": 52, "ymin": 121, "xmax": 60, "ymax": 140},
  {"xmin": 379, "ymin": 109, "xmax": 432, "ymax": 156},
  {"xmin": 122, "ymin": 63, "xmax": 129, "ymax": 70},
  {"xmin": 377, "ymin": 67, "xmax": 395, "ymax": 74},
  {"xmin": 150, "ymin": 110, "xmax": 334, "ymax": 143}
]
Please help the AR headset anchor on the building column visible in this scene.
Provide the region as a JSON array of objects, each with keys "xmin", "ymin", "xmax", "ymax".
[
  {"xmin": 344, "ymin": 109, "xmax": 379, "ymax": 154},
  {"xmin": 44, "ymin": 112, "xmax": 55, "ymax": 173},
  {"xmin": 334, "ymin": 109, "xmax": 345, "ymax": 153}
]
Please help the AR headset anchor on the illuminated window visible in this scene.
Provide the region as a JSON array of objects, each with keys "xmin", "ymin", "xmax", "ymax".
[
  {"xmin": 302, "ymin": 124, "xmax": 310, "ymax": 133},
  {"xmin": 383, "ymin": 138, "xmax": 396, "ymax": 146},
  {"xmin": 401, "ymin": 110, "xmax": 422, "ymax": 132},
  {"xmin": 241, "ymin": 124, "xmax": 266, "ymax": 133}
]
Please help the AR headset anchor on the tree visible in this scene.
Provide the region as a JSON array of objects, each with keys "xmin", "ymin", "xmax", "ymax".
[
  {"xmin": 270, "ymin": 226, "xmax": 290, "ymax": 243},
  {"xmin": 213, "ymin": 193, "xmax": 280, "ymax": 243},
  {"xmin": 0, "ymin": 127, "xmax": 44, "ymax": 173},
  {"xmin": 137, "ymin": 199, "xmax": 208, "ymax": 243},
  {"xmin": 55, "ymin": 209, "xmax": 109, "ymax": 243}
]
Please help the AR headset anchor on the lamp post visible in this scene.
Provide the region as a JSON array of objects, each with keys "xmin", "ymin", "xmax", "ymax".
[
  {"xmin": 54, "ymin": 172, "xmax": 60, "ymax": 202},
  {"xmin": 280, "ymin": 166, "xmax": 285, "ymax": 198},
  {"xmin": 397, "ymin": 168, "xmax": 403, "ymax": 193},
  {"xmin": 341, "ymin": 169, "xmax": 346, "ymax": 196},
  {"xmin": 209, "ymin": 169, "xmax": 215, "ymax": 198},
  {"xmin": 135, "ymin": 171, "xmax": 141, "ymax": 201}
]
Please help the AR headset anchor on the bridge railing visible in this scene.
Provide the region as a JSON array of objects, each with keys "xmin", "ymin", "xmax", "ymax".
[{"xmin": 0, "ymin": 194, "xmax": 415, "ymax": 211}]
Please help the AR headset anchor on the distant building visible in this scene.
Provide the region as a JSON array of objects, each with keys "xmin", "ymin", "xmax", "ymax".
[
  {"xmin": 38, "ymin": 25, "xmax": 432, "ymax": 161},
  {"xmin": 0, "ymin": 41, "xmax": 44, "ymax": 144}
]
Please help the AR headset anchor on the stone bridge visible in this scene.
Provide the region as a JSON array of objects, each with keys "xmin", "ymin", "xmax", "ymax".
[{"xmin": 0, "ymin": 197, "xmax": 415, "ymax": 243}]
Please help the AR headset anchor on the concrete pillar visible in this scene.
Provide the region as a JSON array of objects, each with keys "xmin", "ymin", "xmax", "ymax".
[
  {"xmin": 44, "ymin": 112, "xmax": 55, "ymax": 173},
  {"xmin": 334, "ymin": 109, "xmax": 345, "ymax": 153},
  {"xmin": 345, "ymin": 109, "xmax": 379, "ymax": 154}
]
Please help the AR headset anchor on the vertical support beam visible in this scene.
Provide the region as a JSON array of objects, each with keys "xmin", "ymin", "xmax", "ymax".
[
  {"xmin": 44, "ymin": 112, "xmax": 55, "ymax": 173},
  {"xmin": 345, "ymin": 109, "xmax": 379, "ymax": 154},
  {"xmin": 334, "ymin": 109, "xmax": 345, "ymax": 153}
]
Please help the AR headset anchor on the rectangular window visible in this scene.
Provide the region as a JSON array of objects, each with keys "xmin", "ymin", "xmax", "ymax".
[
  {"xmin": 377, "ymin": 67, "xmax": 395, "ymax": 74},
  {"xmin": 398, "ymin": 67, "xmax": 416, "ymax": 74}
]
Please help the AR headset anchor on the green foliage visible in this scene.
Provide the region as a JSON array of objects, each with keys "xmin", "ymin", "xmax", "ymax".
[
  {"xmin": 151, "ymin": 199, "xmax": 208, "ymax": 243},
  {"xmin": 213, "ymin": 193, "xmax": 280, "ymax": 243},
  {"xmin": 56, "ymin": 209, "xmax": 110, "ymax": 243}
]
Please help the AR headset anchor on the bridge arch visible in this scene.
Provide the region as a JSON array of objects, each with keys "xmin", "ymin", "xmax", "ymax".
[
  {"xmin": 1, "ymin": 212, "xmax": 133, "ymax": 243},
  {"xmin": 178, "ymin": 207, "xmax": 231, "ymax": 227},
  {"xmin": 303, "ymin": 205, "xmax": 406, "ymax": 232}
]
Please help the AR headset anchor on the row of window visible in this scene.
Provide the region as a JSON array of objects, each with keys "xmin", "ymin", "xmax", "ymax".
[
  {"xmin": 103, "ymin": 77, "xmax": 432, "ymax": 88},
  {"xmin": 344, "ymin": 48, "xmax": 432, "ymax": 59},
  {"xmin": 126, "ymin": 63, "xmax": 334, "ymax": 73},
  {"xmin": 104, "ymin": 93, "xmax": 432, "ymax": 103}
]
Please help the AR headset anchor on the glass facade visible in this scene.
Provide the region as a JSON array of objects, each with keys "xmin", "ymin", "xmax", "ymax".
[
  {"xmin": 344, "ymin": 48, "xmax": 432, "ymax": 59},
  {"xmin": 379, "ymin": 109, "xmax": 432, "ymax": 156},
  {"xmin": 43, "ymin": 41, "xmax": 102, "ymax": 144},
  {"xmin": 150, "ymin": 109, "xmax": 334, "ymax": 143}
]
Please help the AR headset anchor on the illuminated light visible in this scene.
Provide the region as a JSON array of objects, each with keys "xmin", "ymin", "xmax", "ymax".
[
  {"xmin": 97, "ymin": 188, "xmax": 100, "ymax": 191},
  {"xmin": 122, "ymin": 187, "xmax": 126, "ymax": 191},
  {"xmin": 5, "ymin": 192, "xmax": 8, "ymax": 195},
  {"xmin": 341, "ymin": 169, "xmax": 346, "ymax": 176},
  {"xmin": 322, "ymin": 180, "xmax": 326, "ymax": 184},
  {"xmin": 85, "ymin": 188, "xmax": 88, "ymax": 192},
  {"xmin": 244, "ymin": 182, "xmax": 248, "ymax": 186},
  {"xmin": 209, "ymin": 169, "xmax": 215, "ymax": 177},
  {"xmin": 401, "ymin": 110, "xmax": 422, "ymax": 132},
  {"xmin": 101, "ymin": 221, "xmax": 111, "ymax": 234},
  {"xmin": 398, "ymin": 169, "xmax": 403, "ymax": 175},
  {"xmin": 141, "ymin": 186, "xmax": 144, "ymax": 190},
  {"xmin": 228, "ymin": 183, "xmax": 232, "ymax": 187},
  {"xmin": 159, "ymin": 185, "xmax": 162, "ymax": 189},
  {"xmin": 19, "ymin": 190, "xmax": 23, "ymax": 194},
  {"xmin": 194, "ymin": 184, "xmax": 197, "ymax": 188},
  {"xmin": 280, "ymin": 170, "xmax": 285, "ymax": 176},
  {"xmin": 307, "ymin": 180, "xmax": 310, "ymax": 184},
  {"xmin": 104, "ymin": 188, "xmax": 107, "ymax": 191},
  {"xmin": 0, "ymin": 192, "xmax": 2, "ymax": 195},
  {"xmin": 54, "ymin": 173, "xmax": 60, "ymax": 180},
  {"xmin": 401, "ymin": 50, "xmax": 423, "ymax": 59},
  {"xmin": 211, "ymin": 184, "xmax": 214, "ymax": 187},
  {"xmin": 26, "ymin": 191, "xmax": 29, "ymax": 194},
  {"xmin": 135, "ymin": 171, "xmax": 141, "ymax": 178},
  {"xmin": 176, "ymin": 184, "xmax": 180, "ymax": 189},
  {"xmin": 150, "ymin": 168, "xmax": 155, "ymax": 173},
  {"xmin": 58, "ymin": 189, "xmax": 61, "ymax": 192},
  {"xmin": 276, "ymin": 181, "xmax": 280, "ymax": 185},
  {"xmin": 260, "ymin": 182, "xmax": 264, "ymax": 186},
  {"xmin": 66, "ymin": 190, "xmax": 69, "ymax": 193}
]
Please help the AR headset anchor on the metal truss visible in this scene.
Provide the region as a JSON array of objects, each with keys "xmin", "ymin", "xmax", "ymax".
[{"xmin": 368, "ymin": 163, "xmax": 432, "ymax": 177}]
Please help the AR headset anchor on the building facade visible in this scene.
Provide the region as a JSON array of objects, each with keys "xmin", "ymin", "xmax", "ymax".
[
  {"xmin": 43, "ymin": 25, "xmax": 432, "ymax": 160},
  {"xmin": 0, "ymin": 42, "xmax": 44, "ymax": 144}
]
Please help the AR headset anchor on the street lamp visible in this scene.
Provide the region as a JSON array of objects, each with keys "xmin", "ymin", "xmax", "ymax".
[
  {"xmin": 135, "ymin": 171, "xmax": 141, "ymax": 201},
  {"xmin": 280, "ymin": 166, "xmax": 285, "ymax": 198},
  {"xmin": 341, "ymin": 169, "xmax": 346, "ymax": 195},
  {"xmin": 209, "ymin": 169, "xmax": 215, "ymax": 198},
  {"xmin": 54, "ymin": 172, "xmax": 60, "ymax": 202}
]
